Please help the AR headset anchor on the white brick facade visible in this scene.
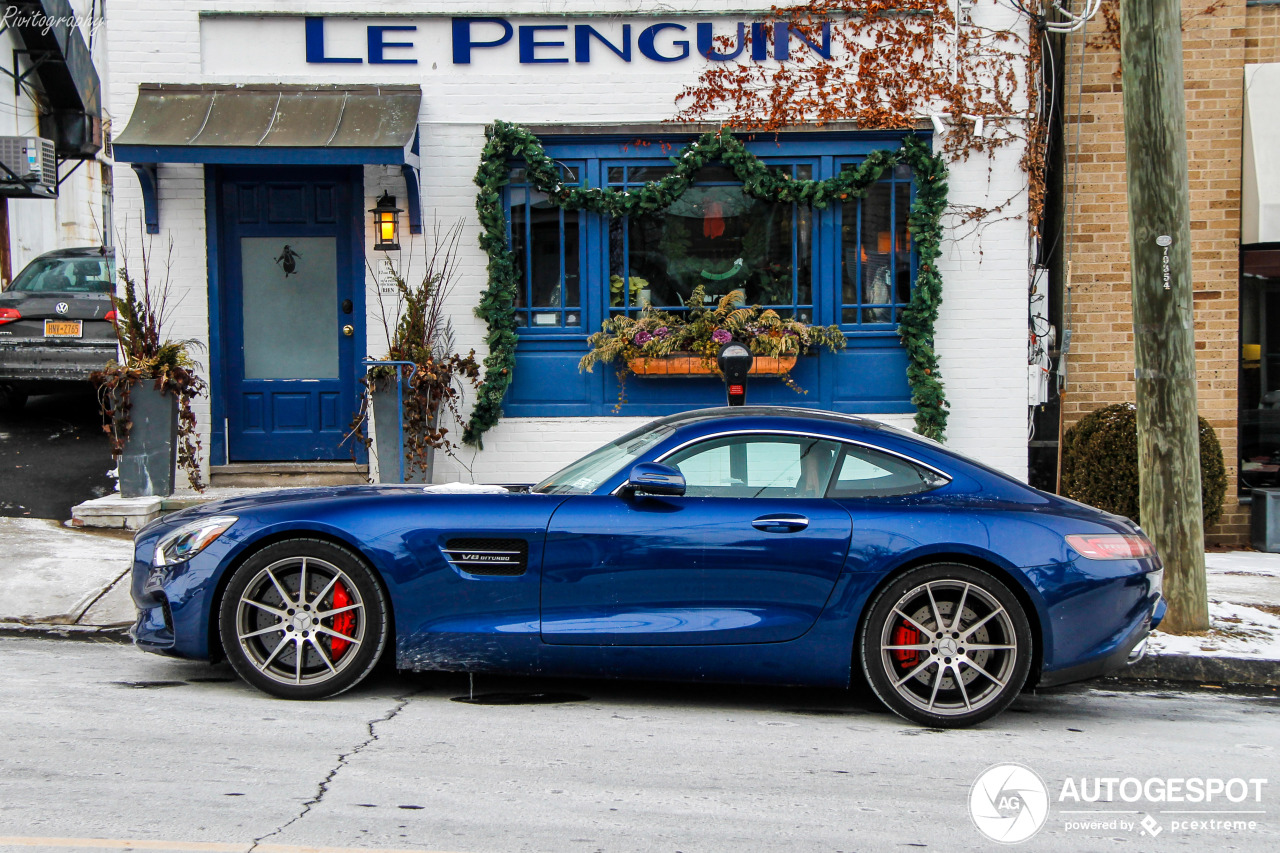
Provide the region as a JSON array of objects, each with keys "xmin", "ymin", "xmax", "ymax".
[{"xmin": 106, "ymin": 1, "xmax": 1031, "ymax": 484}]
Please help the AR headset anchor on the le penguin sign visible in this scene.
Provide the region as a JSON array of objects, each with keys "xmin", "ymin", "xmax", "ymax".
[{"xmin": 301, "ymin": 15, "xmax": 834, "ymax": 67}]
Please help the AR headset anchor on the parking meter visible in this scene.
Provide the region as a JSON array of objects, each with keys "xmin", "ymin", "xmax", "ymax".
[{"xmin": 717, "ymin": 341, "xmax": 754, "ymax": 406}]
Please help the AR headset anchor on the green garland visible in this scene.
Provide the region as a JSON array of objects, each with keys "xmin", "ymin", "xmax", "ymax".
[{"xmin": 464, "ymin": 119, "xmax": 950, "ymax": 446}]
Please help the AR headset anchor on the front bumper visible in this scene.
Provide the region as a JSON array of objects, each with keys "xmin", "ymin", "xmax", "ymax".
[{"xmin": 0, "ymin": 342, "xmax": 116, "ymax": 382}]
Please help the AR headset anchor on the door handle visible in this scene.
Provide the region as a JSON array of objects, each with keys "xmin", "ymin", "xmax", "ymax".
[
  {"xmin": 751, "ymin": 514, "xmax": 809, "ymax": 533},
  {"xmin": 342, "ymin": 324, "xmax": 354, "ymax": 337}
]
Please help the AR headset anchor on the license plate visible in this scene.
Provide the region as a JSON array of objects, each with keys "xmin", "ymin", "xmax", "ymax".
[{"xmin": 44, "ymin": 320, "xmax": 83, "ymax": 338}]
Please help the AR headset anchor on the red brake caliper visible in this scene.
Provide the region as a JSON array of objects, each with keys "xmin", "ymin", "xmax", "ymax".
[
  {"xmin": 892, "ymin": 621, "xmax": 922, "ymax": 668},
  {"xmin": 329, "ymin": 581, "xmax": 355, "ymax": 660}
]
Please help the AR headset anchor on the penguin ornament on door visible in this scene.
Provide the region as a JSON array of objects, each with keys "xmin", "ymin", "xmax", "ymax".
[{"xmin": 275, "ymin": 245, "xmax": 302, "ymax": 278}]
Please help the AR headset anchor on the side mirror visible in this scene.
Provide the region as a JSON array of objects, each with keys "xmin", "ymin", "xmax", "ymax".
[{"xmin": 621, "ymin": 462, "xmax": 686, "ymax": 497}]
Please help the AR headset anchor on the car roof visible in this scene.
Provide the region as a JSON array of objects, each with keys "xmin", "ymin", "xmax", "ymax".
[
  {"xmin": 645, "ymin": 406, "xmax": 893, "ymax": 432},
  {"xmin": 27, "ymin": 247, "xmax": 113, "ymax": 261}
]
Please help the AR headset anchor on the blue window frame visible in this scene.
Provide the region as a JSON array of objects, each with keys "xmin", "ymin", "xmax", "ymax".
[{"xmin": 499, "ymin": 132, "xmax": 929, "ymax": 418}]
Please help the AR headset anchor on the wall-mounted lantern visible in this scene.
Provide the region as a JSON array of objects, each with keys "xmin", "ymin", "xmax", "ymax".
[{"xmin": 371, "ymin": 191, "xmax": 402, "ymax": 251}]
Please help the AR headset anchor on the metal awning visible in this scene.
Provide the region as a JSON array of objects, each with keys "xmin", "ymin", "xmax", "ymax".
[
  {"xmin": 114, "ymin": 84, "xmax": 423, "ymax": 234},
  {"xmin": 113, "ymin": 84, "xmax": 422, "ymax": 164},
  {"xmin": 7, "ymin": 0, "xmax": 102, "ymax": 158}
]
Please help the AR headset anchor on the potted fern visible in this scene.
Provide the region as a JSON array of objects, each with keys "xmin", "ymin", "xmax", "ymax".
[
  {"xmin": 92, "ymin": 234, "xmax": 206, "ymax": 497},
  {"xmin": 357, "ymin": 222, "xmax": 480, "ymax": 483}
]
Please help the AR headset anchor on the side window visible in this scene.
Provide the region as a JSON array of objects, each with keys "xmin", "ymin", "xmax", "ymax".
[
  {"xmin": 665, "ymin": 435, "xmax": 841, "ymax": 498},
  {"xmin": 828, "ymin": 445, "xmax": 947, "ymax": 498}
]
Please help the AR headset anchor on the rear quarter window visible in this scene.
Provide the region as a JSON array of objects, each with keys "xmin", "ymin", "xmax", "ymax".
[{"xmin": 827, "ymin": 445, "xmax": 948, "ymax": 498}]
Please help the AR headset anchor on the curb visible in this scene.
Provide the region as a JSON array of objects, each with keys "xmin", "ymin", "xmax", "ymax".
[
  {"xmin": 1110, "ymin": 653, "xmax": 1280, "ymax": 687},
  {"xmin": 0, "ymin": 622, "xmax": 132, "ymax": 643}
]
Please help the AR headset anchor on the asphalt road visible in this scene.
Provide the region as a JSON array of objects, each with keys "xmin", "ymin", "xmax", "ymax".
[
  {"xmin": 0, "ymin": 388, "xmax": 114, "ymax": 519},
  {"xmin": 1, "ymin": 638, "xmax": 1277, "ymax": 853}
]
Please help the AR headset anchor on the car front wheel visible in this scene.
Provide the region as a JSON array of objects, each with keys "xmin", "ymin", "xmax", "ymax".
[
  {"xmin": 860, "ymin": 564, "xmax": 1033, "ymax": 728},
  {"xmin": 219, "ymin": 539, "xmax": 389, "ymax": 700}
]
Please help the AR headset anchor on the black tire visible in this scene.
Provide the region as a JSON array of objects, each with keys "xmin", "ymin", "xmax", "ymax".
[
  {"xmin": 219, "ymin": 538, "xmax": 389, "ymax": 700},
  {"xmin": 859, "ymin": 563, "xmax": 1033, "ymax": 728},
  {"xmin": 0, "ymin": 385, "xmax": 28, "ymax": 413}
]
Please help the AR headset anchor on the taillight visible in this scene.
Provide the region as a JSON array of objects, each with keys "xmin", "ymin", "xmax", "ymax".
[
  {"xmin": 1066, "ymin": 533, "xmax": 1156, "ymax": 560},
  {"xmin": 104, "ymin": 310, "xmax": 117, "ymax": 323},
  {"xmin": 0, "ymin": 307, "xmax": 20, "ymax": 325}
]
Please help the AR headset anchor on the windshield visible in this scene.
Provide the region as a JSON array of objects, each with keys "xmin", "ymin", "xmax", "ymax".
[
  {"xmin": 8, "ymin": 256, "xmax": 114, "ymax": 293},
  {"xmin": 534, "ymin": 423, "xmax": 675, "ymax": 495}
]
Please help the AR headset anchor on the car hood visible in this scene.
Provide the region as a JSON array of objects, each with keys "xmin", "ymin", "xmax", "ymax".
[{"xmin": 145, "ymin": 484, "xmax": 524, "ymax": 534}]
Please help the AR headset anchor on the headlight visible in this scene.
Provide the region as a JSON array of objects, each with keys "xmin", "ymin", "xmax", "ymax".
[{"xmin": 152, "ymin": 516, "xmax": 237, "ymax": 567}]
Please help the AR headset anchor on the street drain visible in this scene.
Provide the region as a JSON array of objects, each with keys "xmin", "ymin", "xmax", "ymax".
[
  {"xmin": 112, "ymin": 680, "xmax": 186, "ymax": 689},
  {"xmin": 451, "ymin": 692, "xmax": 587, "ymax": 705}
]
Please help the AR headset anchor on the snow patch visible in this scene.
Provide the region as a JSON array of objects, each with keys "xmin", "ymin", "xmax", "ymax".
[
  {"xmin": 1148, "ymin": 601, "xmax": 1280, "ymax": 660},
  {"xmin": 422, "ymin": 483, "xmax": 512, "ymax": 495}
]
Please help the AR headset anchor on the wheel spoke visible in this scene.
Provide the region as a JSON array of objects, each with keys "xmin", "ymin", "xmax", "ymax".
[
  {"xmin": 882, "ymin": 643, "xmax": 932, "ymax": 651},
  {"xmin": 265, "ymin": 568, "xmax": 294, "ymax": 607},
  {"xmin": 314, "ymin": 603, "xmax": 363, "ymax": 620},
  {"xmin": 950, "ymin": 583, "xmax": 971, "ymax": 632},
  {"xmin": 298, "ymin": 558, "xmax": 309, "ymax": 607},
  {"xmin": 965, "ymin": 643, "xmax": 1016, "ymax": 652},
  {"xmin": 307, "ymin": 636, "xmax": 337, "ymax": 674},
  {"xmin": 893, "ymin": 657, "xmax": 937, "ymax": 688},
  {"xmin": 892, "ymin": 608, "xmax": 933, "ymax": 636},
  {"xmin": 238, "ymin": 624, "xmax": 284, "ymax": 641},
  {"xmin": 259, "ymin": 634, "xmax": 291, "ymax": 670},
  {"xmin": 961, "ymin": 606, "xmax": 1006, "ymax": 641},
  {"xmin": 927, "ymin": 666, "xmax": 943, "ymax": 711},
  {"xmin": 313, "ymin": 574, "xmax": 339, "ymax": 609},
  {"xmin": 241, "ymin": 597, "xmax": 287, "ymax": 620},
  {"xmin": 925, "ymin": 584, "xmax": 945, "ymax": 632},
  {"xmin": 954, "ymin": 663, "xmax": 973, "ymax": 711},
  {"xmin": 961, "ymin": 656, "xmax": 1009, "ymax": 689},
  {"xmin": 294, "ymin": 637, "xmax": 304, "ymax": 684},
  {"xmin": 315, "ymin": 624, "xmax": 361, "ymax": 646}
]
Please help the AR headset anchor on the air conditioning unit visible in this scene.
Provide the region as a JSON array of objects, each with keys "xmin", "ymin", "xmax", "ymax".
[{"xmin": 0, "ymin": 136, "xmax": 57, "ymax": 198}]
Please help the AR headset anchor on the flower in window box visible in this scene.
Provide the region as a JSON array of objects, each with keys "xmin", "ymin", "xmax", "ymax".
[{"xmin": 579, "ymin": 284, "xmax": 845, "ymax": 409}]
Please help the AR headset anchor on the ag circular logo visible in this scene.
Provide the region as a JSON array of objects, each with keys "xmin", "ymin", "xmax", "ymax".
[
  {"xmin": 969, "ymin": 763, "xmax": 1050, "ymax": 844},
  {"xmin": 55, "ymin": 302, "xmax": 69, "ymax": 315}
]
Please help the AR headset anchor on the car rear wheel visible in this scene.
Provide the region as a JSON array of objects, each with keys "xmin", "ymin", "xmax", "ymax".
[
  {"xmin": 219, "ymin": 539, "xmax": 389, "ymax": 700},
  {"xmin": 860, "ymin": 564, "xmax": 1033, "ymax": 728}
]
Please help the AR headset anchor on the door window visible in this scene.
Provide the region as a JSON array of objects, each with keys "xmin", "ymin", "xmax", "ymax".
[
  {"xmin": 240, "ymin": 236, "xmax": 338, "ymax": 380},
  {"xmin": 664, "ymin": 435, "xmax": 842, "ymax": 498}
]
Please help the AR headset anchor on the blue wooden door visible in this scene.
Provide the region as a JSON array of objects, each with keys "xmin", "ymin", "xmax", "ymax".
[{"xmin": 218, "ymin": 167, "xmax": 362, "ymax": 461}]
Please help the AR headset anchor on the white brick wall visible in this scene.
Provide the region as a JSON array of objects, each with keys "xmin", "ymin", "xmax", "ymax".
[{"xmin": 107, "ymin": 1, "xmax": 1032, "ymax": 484}]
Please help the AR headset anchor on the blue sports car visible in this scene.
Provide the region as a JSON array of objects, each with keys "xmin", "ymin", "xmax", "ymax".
[{"xmin": 130, "ymin": 406, "xmax": 1164, "ymax": 727}]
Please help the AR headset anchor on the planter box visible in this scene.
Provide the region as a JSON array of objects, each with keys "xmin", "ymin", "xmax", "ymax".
[
  {"xmin": 117, "ymin": 382, "xmax": 178, "ymax": 498},
  {"xmin": 627, "ymin": 353, "xmax": 798, "ymax": 378},
  {"xmin": 370, "ymin": 376, "xmax": 435, "ymax": 484}
]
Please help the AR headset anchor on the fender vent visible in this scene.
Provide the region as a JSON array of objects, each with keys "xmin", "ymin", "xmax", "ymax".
[{"xmin": 443, "ymin": 538, "xmax": 529, "ymax": 576}]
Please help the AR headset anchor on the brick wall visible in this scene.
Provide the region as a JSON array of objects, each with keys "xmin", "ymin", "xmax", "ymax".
[{"xmin": 1061, "ymin": 0, "xmax": 1255, "ymax": 543}]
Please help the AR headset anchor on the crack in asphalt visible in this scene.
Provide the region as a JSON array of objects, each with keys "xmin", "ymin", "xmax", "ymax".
[{"xmin": 247, "ymin": 691, "xmax": 416, "ymax": 852}]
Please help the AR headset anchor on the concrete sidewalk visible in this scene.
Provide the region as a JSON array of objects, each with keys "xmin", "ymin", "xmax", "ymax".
[{"xmin": 0, "ymin": 514, "xmax": 1277, "ymax": 686}]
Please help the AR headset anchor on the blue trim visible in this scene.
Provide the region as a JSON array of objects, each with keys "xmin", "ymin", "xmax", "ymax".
[
  {"xmin": 400, "ymin": 163, "xmax": 423, "ymax": 235},
  {"xmin": 131, "ymin": 164, "xmax": 159, "ymax": 234},
  {"xmin": 114, "ymin": 145, "xmax": 410, "ymax": 166},
  {"xmin": 206, "ymin": 165, "xmax": 226, "ymax": 467}
]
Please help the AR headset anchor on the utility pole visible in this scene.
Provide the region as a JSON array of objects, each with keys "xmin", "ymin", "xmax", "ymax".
[{"xmin": 1120, "ymin": 0, "xmax": 1208, "ymax": 633}]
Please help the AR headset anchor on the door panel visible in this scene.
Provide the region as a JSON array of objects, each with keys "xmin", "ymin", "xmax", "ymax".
[
  {"xmin": 541, "ymin": 496, "xmax": 853, "ymax": 645},
  {"xmin": 219, "ymin": 167, "xmax": 361, "ymax": 461}
]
